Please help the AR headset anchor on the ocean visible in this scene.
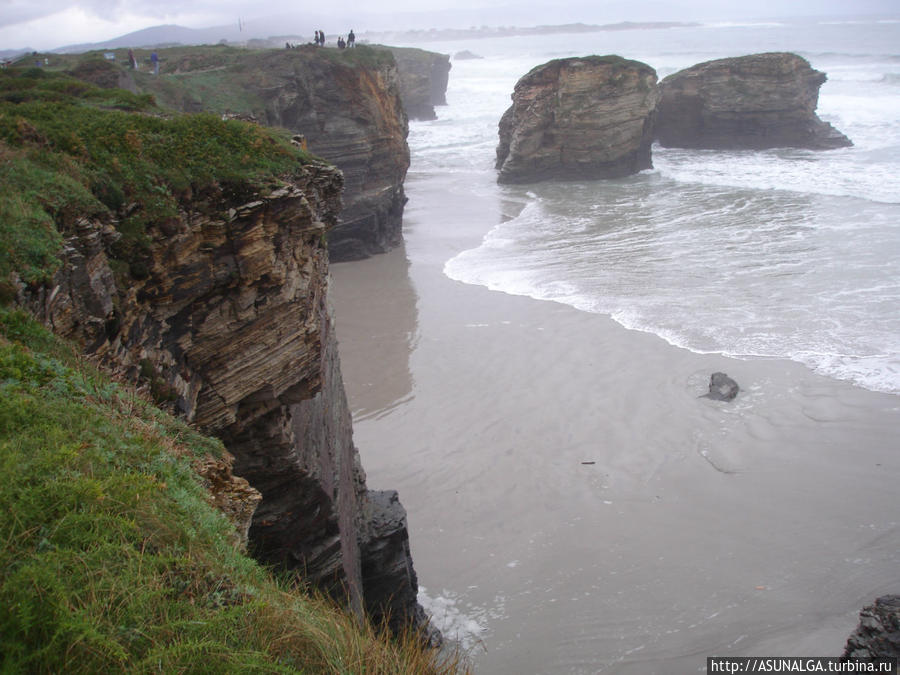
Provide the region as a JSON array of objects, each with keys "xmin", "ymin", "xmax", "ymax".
[
  {"xmin": 398, "ymin": 18, "xmax": 900, "ymax": 396},
  {"xmin": 330, "ymin": 17, "xmax": 900, "ymax": 675}
]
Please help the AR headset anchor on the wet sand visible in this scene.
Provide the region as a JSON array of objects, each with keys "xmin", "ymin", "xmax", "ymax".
[{"xmin": 330, "ymin": 170, "xmax": 900, "ymax": 674}]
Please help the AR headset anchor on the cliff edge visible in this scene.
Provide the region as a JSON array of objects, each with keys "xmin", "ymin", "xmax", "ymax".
[
  {"xmin": 2, "ymin": 67, "xmax": 436, "ymax": 645},
  {"xmin": 70, "ymin": 46, "xmax": 412, "ymax": 262}
]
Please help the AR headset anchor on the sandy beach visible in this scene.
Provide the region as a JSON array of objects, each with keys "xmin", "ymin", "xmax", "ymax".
[{"xmin": 330, "ymin": 168, "xmax": 900, "ymax": 674}]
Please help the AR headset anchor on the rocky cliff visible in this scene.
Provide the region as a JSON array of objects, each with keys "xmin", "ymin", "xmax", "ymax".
[
  {"xmin": 386, "ymin": 46, "xmax": 452, "ymax": 120},
  {"xmin": 843, "ymin": 595, "xmax": 900, "ymax": 661},
  {"xmin": 86, "ymin": 46, "xmax": 412, "ymax": 262},
  {"xmin": 7, "ymin": 72, "xmax": 435, "ymax": 639},
  {"xmin": 496, "ymin": 55, "xmax": 659, "ymax": 184},
  {"xmin": 655, "ymin": 52, "xmax": 852, "ymax": 150}
]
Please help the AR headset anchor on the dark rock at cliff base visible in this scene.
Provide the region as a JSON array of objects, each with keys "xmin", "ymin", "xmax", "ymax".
[
  {"xmin": 843, "ymin": 595, "xmax": 900, "ymax": 661},
  {"xmin": 496, "ymin": 55, "xmax": 659, "ymax": 184},
  {"xmin": 656, "ymin": 52, "xmax": 852, "ymax": 150},
  {"xmin": 361, "ymin": 490, "xmax": 442, "ymax": 646},
  {"xmin": 702, "ymin": 372, "xmax": 740, "ymax": 401},
  {"xmin": 386, "ymin": 46, "xmax": 451, "ymax": 121}
]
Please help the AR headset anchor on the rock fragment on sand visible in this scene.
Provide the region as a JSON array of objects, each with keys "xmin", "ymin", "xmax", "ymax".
[{"xmin": 703, "ymin": 372, "xmax": 739, "ymax": 401}]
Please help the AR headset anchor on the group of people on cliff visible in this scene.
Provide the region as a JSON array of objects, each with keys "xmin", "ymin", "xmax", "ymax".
[{"xmin": 308, "ymin": 29, "xmax": 355, "ymax": 49}]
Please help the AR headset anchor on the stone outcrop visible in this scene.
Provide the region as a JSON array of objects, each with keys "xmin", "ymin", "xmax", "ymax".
[
  {"xmin": 655, "ymin": 52, "xmax": 852, "ymax": 150},
  {"xmin": 843, "ymin": 595, "xmax": 900, "ymax": 661},
  {"xmin": 496, "ymin": 55, "xmax": 660, "ymax": 184},
  {"xmin": 702, "ymin": 372, "xmax": 740, "ymax": 401},
  {"xmin": 16, "ymin": 159, "xmax": 435, "ymax": 637},
  {"xmin": 385, "ymin": 46, "xmax": 451, "ymax": 120},
  {"xmin": 115, "ymin": 47, "xmax": 411, "ymax": 263},
  {"xmin": 194, "ymin": 452, "xmax": 262, "ymax": 552}
]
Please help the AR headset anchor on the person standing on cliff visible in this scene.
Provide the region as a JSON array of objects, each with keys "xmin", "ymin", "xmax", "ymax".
[
  {"xmin": 348, "ymin": 29, "xmax": 355, "ymax": 47},
  {"xmin": 150, "ymin": 51, "xmax": 159, "ymax": 75},
  {"xmin": 128, "ymin": 48, "xmax": 137, "ymax": 69}
]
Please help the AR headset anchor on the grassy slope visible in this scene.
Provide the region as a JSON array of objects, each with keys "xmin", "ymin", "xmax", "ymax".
[
  {"xmin": 0, "ymin": 66, "xmax": 463, "ymax": 673},
  {"xmin": 0, "ymin": 309, "xmax": 461, "ymax": 673}
]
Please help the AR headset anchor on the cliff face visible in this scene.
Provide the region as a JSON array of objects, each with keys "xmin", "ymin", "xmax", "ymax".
[
  {"xmin": 386, "ymin": 46, "xmax": 452, "ymax": 121},
  {"xmin": 496, "ymin": 55, "xmax": 659, "ymax": 184},
  {"xmin": 124, "ymin": 47, "xmax": 410, "ymax": 263},
  {"xmin": 17, "ymin": 160, "xmax": 433, "ymax": 636},
  {"xmin": 655, "ymin": 52, "xmax": 852, "ymax": 150}
]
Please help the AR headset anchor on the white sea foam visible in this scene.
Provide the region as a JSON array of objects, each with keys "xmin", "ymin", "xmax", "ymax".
[
  {"xmin": 417, "ymin": 587, "xmax": 489, "ymax": 651},
  {"xmin": 428, "ymin": 21, "xmax": 900, "ymax": 396}
]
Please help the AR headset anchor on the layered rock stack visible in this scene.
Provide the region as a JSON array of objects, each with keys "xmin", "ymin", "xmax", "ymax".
[
  {"xmin": 655, "ymin": 52, "xmax": 852, "ymax": 150},
  {"xmin": 387, "ymin": 46, "xmax": 452, "ymax": 120},
  {"xmin": 495, "ymin": 55, "xmax": 660, "ymax": 184}
]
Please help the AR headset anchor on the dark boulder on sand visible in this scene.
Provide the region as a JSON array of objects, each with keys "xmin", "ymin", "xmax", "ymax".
[
  {"xmin": 702, "ymin": 372, "xmax": 740, "ymax": 401},
  {"xmin": 655, "ymin": 52, "xmax": 852, "ymax": 150}
]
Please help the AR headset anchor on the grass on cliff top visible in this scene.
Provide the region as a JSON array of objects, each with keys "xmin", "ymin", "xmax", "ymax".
[
  {"xmin": 0, "ymin": 307, "xmax": 466, "ymax": 674},
  {"xmin": 0, "ymin": 67, "xmax": 314, "ymax": 287}
]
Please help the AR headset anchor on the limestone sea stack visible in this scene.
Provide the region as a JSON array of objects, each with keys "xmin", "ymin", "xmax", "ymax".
[
  {"xmin": 387, "ymin": 46, "xmax": 452, "ymax": 121},
  {"xmin": 655, "ymin": 52, "xmax": 852, "ymax": 150},
  {"xmin": 496, "ymin": 55, "xmax": 660, "ymax": 184}
]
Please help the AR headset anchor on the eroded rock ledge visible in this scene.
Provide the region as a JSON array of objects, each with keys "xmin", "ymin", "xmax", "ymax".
[
  {"xmin": 17, "ymin": 161, "xmax": 436, "ymax": 639},
  {"xmin": 655, "ymin": 52, "xmax": 852, "ymax": 150},
  {"xmin": 386, "ymin": 46, "xmax": 452, "ymax": 121},
  {"xmin": 843, "ymin": 595, "xmax": 900, "ymax": 661},
  {"xmin": 496, "ymin": 55, "xmax": 659, "ymax": 184}
]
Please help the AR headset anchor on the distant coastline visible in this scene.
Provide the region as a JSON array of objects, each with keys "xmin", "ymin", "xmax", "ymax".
[
  {"xmin": 0, "ymin": 21, "xmax": 699, "ymax": 60},
  {"xmin": 362, "ymin": 21, "xmax": 700, "ymax": 44}
]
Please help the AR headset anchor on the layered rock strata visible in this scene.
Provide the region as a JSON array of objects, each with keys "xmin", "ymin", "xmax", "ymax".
[
  {"xmin": 496, "ymin": 55, "xmax": 660, "ymax": 184},
  {"xmin": 843, "ymin": 595, "xmax": 900, "ymax": 661},
  {"xmin": 655, "ymin": 52, "xmax": 852, "ymax": 150},
  {"xmin": 111, "ymin": 47, "xmax": 411, "ymax": 262},
  {"xmin": 17, "ymin": 161, "xmax": 434, "ymax": 636},
  {"xmin": 386, "ymin": 46, "xmax": 452, "ymax": 120}
]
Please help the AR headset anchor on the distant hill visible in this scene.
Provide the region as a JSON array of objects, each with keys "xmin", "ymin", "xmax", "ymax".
[{"xmin": 55, "ymin": 24, "xmax": 245, "ymax": 53}]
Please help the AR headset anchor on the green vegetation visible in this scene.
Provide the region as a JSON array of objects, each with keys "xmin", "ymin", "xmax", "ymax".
[
  {"xmin": 0, "ymin": 67, "xmax": 312, "ymax": 285},
  {"xmin": 0, "ymin": 308, "xmax": 463, "ymax": 673}
]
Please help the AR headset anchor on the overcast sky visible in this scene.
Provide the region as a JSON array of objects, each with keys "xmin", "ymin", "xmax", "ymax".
[{"xmin": 2, "ymin": 0, "xmax": 897, "ymax": 52}]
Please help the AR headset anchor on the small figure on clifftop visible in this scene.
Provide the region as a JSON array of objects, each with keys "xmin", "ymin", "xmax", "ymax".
[
  {"xmin": 348, "ymin": 29, "xmax": 355, "ymax": 47},
  {"xmin": 150, "ymin": 51, "xmax": 159, "ymax": 75},
  {"xmin": 337, "ymin": 36, "xmax": 346, "ymax": 49},
  {"xmin": 128, "ymin": 48, "xmax": 137, "ymax": 69}
]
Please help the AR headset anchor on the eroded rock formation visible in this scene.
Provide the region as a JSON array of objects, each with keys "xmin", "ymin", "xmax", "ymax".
[
  {"xmin": 496, "ymin": 55, "xmax": 660, "ymax": 184},
  {"xmin": 386, "ymin": 46, "xmax": 452, "ymax": 121},
  {"xmin": 655, "ymin": 52, "xmax": 852, "ymax": 150},
  {"xmin": 16, "ymin": 160, "xmax": 435, "ymax": 637},
  {"xmin": 843, "ymin": 595, "xmax": 900, "ymax": 661},
  {"xmin": 112, "ymin": 47, "xmax": 411, "ymax": 263}
]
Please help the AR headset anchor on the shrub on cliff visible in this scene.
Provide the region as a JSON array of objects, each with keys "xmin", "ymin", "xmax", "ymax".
[{"xmin": 0, "ymin": 308, "xmax": 464, "ymax": 673}]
